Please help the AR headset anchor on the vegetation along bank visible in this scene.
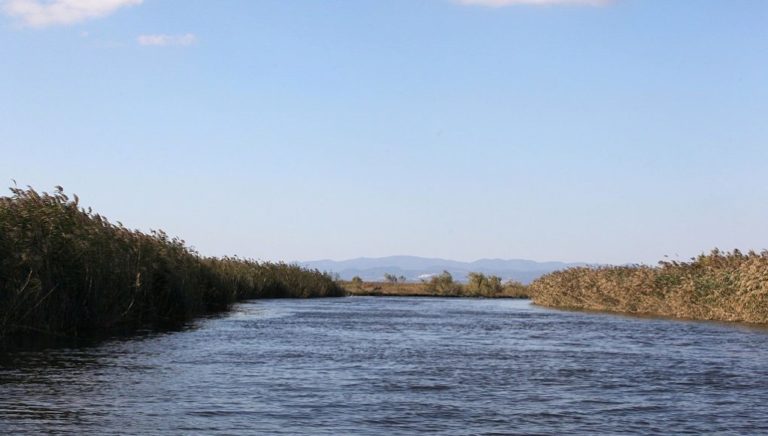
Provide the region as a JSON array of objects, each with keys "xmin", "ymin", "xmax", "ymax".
[
  {"xmin": 0, "ymin": 186, "xmax": 344, "ymax": 345},
  {"xmin": 530, "ymin": 249, "xmax": 768, "ymax": 324},
  {"xmin": 344, "ymin": 271, "xmax": 530, "ymax": 298},
  {"xmin": 3, "ymin": 185, "xmax": 766, "ymax": 348}
]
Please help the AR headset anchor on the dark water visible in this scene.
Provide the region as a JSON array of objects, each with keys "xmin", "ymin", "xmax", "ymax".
[{"xmin": 2, "ymin": 297, "xmax": 768, "ymax": 435}]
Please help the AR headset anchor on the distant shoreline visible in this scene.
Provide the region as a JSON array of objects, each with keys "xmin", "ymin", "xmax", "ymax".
[{"xmin": 342, "ymin": 280, "xmax": 531, "ymax": 299}]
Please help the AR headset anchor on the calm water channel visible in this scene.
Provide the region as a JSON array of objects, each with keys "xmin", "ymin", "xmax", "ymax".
[{"xmin": 2, "ymin": 297, "xmax": 768, "ymax": 434}]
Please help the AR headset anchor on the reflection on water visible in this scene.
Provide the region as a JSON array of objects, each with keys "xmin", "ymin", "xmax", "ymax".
[{"xmin": 2, "ymin": 298, "xmax": 768, "ymax": 434}]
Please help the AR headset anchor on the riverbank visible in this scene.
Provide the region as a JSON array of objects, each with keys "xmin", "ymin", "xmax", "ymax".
[
  {"xmin": 530, "ymin": 250, "xmax": 768, "ymax": 324},
  {"xmin": 0, "ymin": 186, "xmax": 344, "ymax": 346},
  {"xmin": 343, "ymin": 275, "xmax": 531, "ymax": 298}
]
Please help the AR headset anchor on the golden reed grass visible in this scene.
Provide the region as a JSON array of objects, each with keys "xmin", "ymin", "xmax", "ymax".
[{"xmin": 530, "ymin": 249, "xmax": 768, "ymax": 323}]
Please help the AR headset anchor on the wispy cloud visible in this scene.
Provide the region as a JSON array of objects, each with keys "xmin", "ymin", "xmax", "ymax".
[
  {"xmin": 137, "ymin": 33, "xmax": 197, "ymax": 47},
  {"xmin": 2, "ymin": 0, "xmax": 142, "ymax": 27},
  {"xmin": 457, "ymin": 0, "xmax": 611, "ymax": 6}
]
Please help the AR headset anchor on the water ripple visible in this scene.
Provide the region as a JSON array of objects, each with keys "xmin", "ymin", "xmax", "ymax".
[{"xmin": 2, "ymin": 297, "xmax": 768, "ymax": 434}]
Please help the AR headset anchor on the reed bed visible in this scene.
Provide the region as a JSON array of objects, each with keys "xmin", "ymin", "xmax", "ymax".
[
  {"xmin": 530, "ymin": 249, "xmax": 768, "ymax": 323},
  {"xmin": 0, "ymin": 186, "xmax": 344, "ymax": 343}
]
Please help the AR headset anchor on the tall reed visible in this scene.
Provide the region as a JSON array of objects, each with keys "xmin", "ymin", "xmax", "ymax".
[
  {"xmin": 530, "ymin": 249, "xmax": 768, "ymax": 323},
  {"xmin": 0, "ymin": 186, "xmax": 344, "ymax": 342}
]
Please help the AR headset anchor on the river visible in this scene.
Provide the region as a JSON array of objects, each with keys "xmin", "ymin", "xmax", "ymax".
[{"xmin": 2, "ymin": 297, "xmax": 768, "ymax": 434}]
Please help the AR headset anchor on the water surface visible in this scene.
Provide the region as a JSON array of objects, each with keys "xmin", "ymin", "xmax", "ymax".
[{"xmin": 2, "ymin": 297, "xmax": 768, "ymax": 434}]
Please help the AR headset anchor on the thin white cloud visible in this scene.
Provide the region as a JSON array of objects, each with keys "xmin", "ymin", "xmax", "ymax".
[
  {"xmin": 457, "ymin": 0, "xmax": 611, "ymax": 6},
  {"xmin": 2, "ymin": 0, "xmax": 142, "ymax": 27},
  {"xmin": 137, "ymin": 33, "xmax": 197, "ymax": 47}
]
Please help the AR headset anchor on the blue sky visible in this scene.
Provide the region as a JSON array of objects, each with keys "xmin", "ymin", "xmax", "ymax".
[{"xmin": 1, "ymin": 0, "xmax": 766, "ymax": 264}]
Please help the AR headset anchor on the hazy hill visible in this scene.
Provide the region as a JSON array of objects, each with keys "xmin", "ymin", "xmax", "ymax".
[{"xmin": 299, "ymin": 256, "xmax": 589, "ymax": 284}]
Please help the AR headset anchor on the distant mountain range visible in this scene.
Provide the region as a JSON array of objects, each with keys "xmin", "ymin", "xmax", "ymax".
[{"xmin": 299, "ymin": 256, "xmax": 590, "ymax": 284}]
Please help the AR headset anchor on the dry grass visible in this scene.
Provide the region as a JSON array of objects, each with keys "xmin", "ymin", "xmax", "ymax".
[
  {"xmin": 530, "ymin": 249, "xmax": 768, "ymax": 323},
  {"xmin": 0, "ymin": 186, "xmax": 344, "ymax": 343}
]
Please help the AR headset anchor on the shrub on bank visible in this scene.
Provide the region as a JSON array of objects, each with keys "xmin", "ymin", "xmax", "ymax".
[
  {"xmin": 423, "ymin": 271, "xmax": 464, "ymax": 296},
  {"xmin": 466, "ymin": 272, "xmax": 503, "ymax": 297},
  {"xmin": 500, "ymin": 280, "xmax": 530, "ymax": 298}
]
